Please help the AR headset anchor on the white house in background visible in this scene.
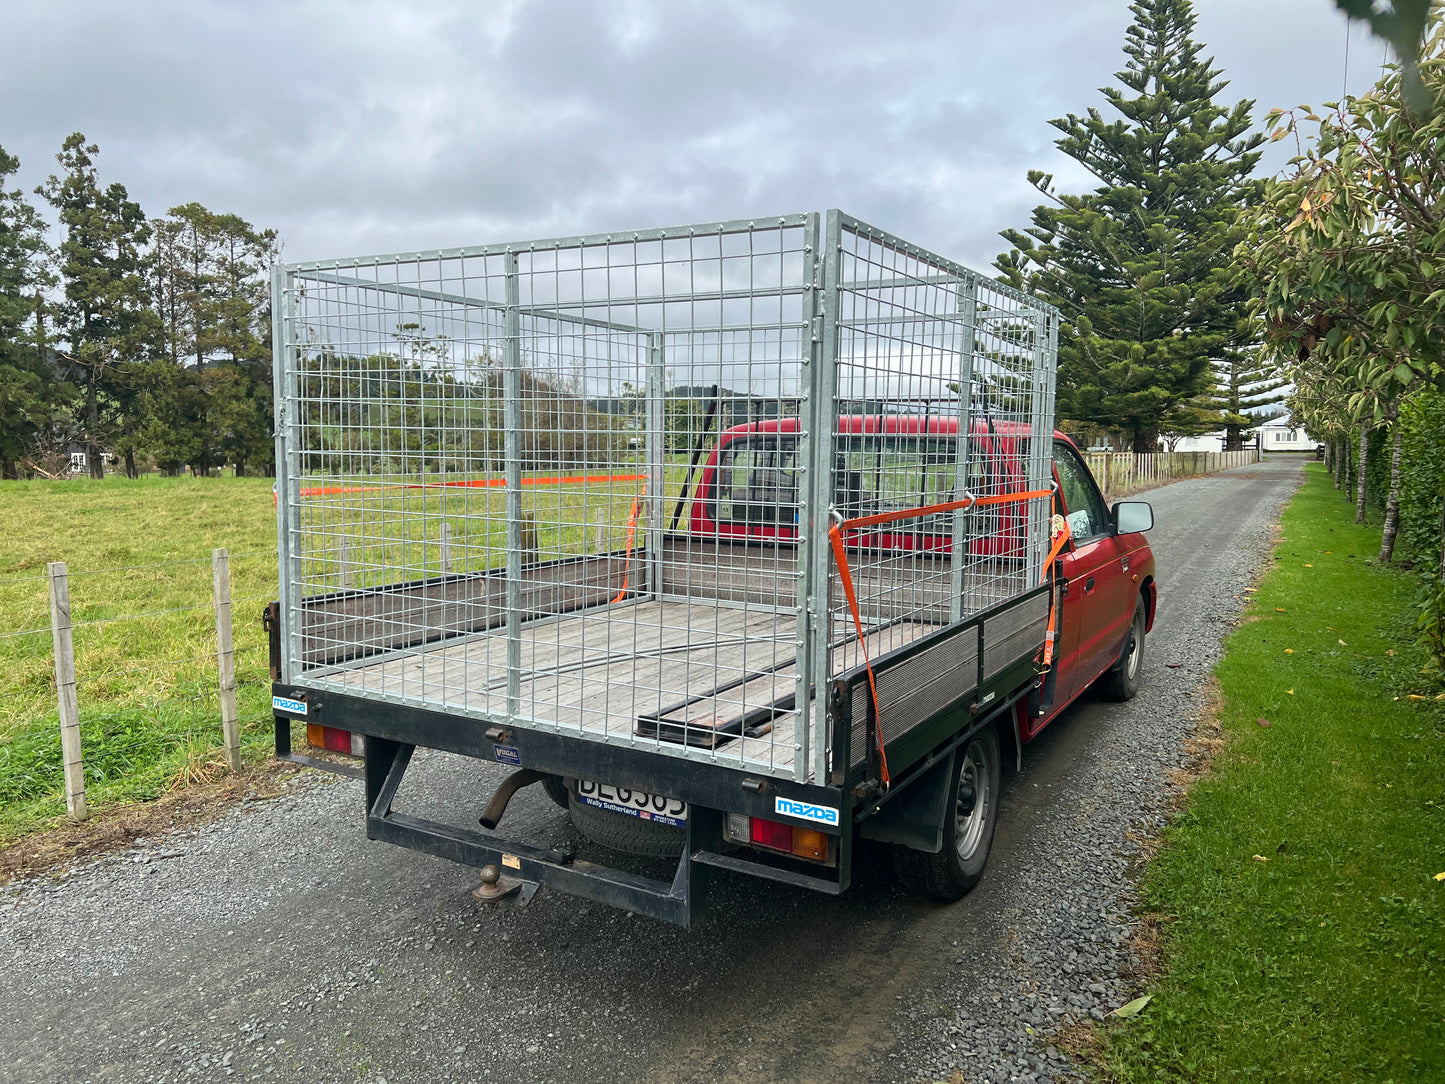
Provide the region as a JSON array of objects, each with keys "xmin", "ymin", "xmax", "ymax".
[
  {"xmin": 1167, "ymin": 429, "xmax": 1230, "ymax": 452},
  {"xmin": 1164, "ymin": 415, "xmax": 1312, "ymax": 453},
  {"xmin": 1257, "ymin": 415, "xmax": 1315, "ymax": 451}
]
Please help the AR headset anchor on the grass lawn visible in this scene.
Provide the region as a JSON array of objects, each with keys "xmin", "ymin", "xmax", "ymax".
[
  {"xmin": 0, "ymin": 475, "xmax": 281, "ymax": 841},
  {"xmin": 1105, "ymin": 464, "xmax": 1445, "ymax": 1081},
  {"xmin": 0, "ymin": 463, "xmax": 695, "ymax": 844}
]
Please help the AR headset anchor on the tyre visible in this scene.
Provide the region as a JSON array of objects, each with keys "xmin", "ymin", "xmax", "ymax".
[
  {"xmin": 893, "ymin": 724, "xmax": 1001, "ymax": 902},
  {"xmin": 541, "ymin": 774, "xmax": 571, "ymax": 810},
  {"xmin": 567, "ymin": 785, "xmax": 685, "ymax": 857},
  {"xmin": 1100, "ymin": 595, "xmax": 1147, "ymax": 702}
]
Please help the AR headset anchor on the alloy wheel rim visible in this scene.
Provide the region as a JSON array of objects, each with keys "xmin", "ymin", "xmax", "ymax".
[{"xmin": 955, "ymin": 742, "xmax": 990, "ymax": 860}]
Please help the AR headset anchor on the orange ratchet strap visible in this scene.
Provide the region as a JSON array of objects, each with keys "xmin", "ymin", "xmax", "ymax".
[
  {"xmin": 829, "ymin": 486, "xmax": 1054, "ymax": 791},
  {"xmin": 1040, "ymin": 515, "xmax": 1072, "ymax": 669},
  {"xmin": 610, "ymin": 483, "xmax": 648, "ymax": 604}
]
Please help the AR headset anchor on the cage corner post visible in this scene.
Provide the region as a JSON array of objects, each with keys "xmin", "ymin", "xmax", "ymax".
[
  {"xmin": 270, "ymin": 262, "xmax": 297, "ymax": 688},
  {"xmin": 803, "ymin": 209, "xmax": 843, "ymax": 785}
]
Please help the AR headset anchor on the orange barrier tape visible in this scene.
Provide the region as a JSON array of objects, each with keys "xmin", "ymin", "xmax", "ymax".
[
  {"xmin": 298, "ymin": 473, "xmax": 647, "ymax": 498},
  {"xmin": 829, "ymin": 485, "xmax": 1057, "ymax": 791},
  {"xmin": 610, "ymin": 484, "xmax": 648, "ymax": 604}
]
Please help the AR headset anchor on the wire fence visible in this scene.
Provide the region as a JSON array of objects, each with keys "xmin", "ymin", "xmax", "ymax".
[{"xmin": 0, "ymin": 547, "xmax": 280, "ymax": 823}]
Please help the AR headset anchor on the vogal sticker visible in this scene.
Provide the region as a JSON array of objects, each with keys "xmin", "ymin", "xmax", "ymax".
[
  {"xmin": 774, "ymin": 796, "xmax": 839, "ymax": 827},
  {"xmin": 493, "ymin": 744, "xmax": 522, "ymax": 766},
  {"xmin": 272, "ymin": 695, "xmax": 307, "ymax": 716}
]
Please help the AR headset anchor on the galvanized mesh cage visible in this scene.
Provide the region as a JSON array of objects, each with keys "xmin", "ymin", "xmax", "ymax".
[{"xmin": 273, "ymin": 211, "xmax": 1057, "ymax": 782}]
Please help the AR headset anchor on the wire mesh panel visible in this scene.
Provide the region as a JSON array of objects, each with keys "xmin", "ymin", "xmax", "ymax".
[{"xmin": 273, "ymin": 211, "xmax": 1057, "ymax": 783}]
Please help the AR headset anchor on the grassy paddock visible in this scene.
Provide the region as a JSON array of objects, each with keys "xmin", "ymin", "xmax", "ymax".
[
  {"xmin": 0, "ymin": 476, "xmax": 281, "ymax": 840},
  {"xmin": 1105, "ymin": 464, "xmax": 1445, "ymax": 1081},
  {"xmin": 0, "ymin": 463, "xmax": 702, "ymax": 842}
]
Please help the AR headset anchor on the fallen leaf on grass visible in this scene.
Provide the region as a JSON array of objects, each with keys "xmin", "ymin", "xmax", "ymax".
[
  {"xmin": 1113, "ymin": 995, "xmax": 1152, "ymax": 1019},
  {"xmin": 1276, "ymin": 607, "xmax": 1287, "ymax": 613},
  {"xmin": 1408, "ymin": 694, "xmax": 1426, "ymax": 701},
  {"xmin": 1252, "ymin": 854, "xmax": 1269, "ymax": 862},
  {"xmin": 1257, "ymin": 718, "xmax": 1272, "ymax": 728},
  {"xmin": 1387, "ymin": 649, "xmax": 1396, "ymax": 656},
  {"xmin": 1285, "ymin": 649, "xmax": 1295, "ymax": 654},
  {"xmin": 1286, "ymin": 688, "xmax": 1294, "ymax": 694},
  {"xmin": 1305, "ymin": 563, "xmax": 1314, "ymax": 567},
  {"xmin": 1435, "ymin": 872, "xmax": 1445, "ymax": 882},
  {"xmin": 1338, "ymin": 640, "xmax": 1348, "ymax": 646}
]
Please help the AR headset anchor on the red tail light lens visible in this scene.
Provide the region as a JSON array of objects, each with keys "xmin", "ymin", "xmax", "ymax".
[{"xmin": 750, "ymin": 817, "xmax": 793, "ymax": 851}]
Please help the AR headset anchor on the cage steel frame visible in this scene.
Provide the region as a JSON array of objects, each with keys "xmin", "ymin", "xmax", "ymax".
[{"xmin": 272, "ymin": 210, "xmax": 1058, "ymax": 785}]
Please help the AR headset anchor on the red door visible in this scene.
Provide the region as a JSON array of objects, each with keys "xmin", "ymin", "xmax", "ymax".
[{"xmin": 1052, "ymin": 443, "xmax": 1133, "ymax": 702}]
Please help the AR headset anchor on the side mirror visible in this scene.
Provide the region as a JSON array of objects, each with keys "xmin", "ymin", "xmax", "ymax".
[{"xmin": 1112, "ymin": 501, "xmax": 1153, "ymax": 534}]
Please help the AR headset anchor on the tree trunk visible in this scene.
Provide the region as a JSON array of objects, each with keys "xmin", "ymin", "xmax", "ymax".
[
  {"xmin": 1378, "ymin": 410, "xmax": 1403, "ymax": 564},
  {"xmin": 1323, "ymin": 440, "xmax": 1333, "ymax": 473},
  {"xmin": 86, "ymin": 375, "xmax": 103, "ymax": 480},
  {"xmin": 1334, "ymin": 436, "xmax": 1345, "ymax": 489},
  {"xmin": 1, "ymin": 457, "xmax": 15, "ymax": 481},
  {"xmin": 1355, "ymin": 421, "xmax": 1369, "ymax": 524}
]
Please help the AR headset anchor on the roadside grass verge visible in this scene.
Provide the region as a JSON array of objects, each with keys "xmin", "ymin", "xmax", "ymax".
[{"xmin": 1104, "ymin": 464, "xmax": 1445, "ymax": 1081}]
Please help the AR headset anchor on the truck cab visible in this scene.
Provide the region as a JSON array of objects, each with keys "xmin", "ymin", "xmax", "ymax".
[{"xmin": 686, "ymin": 415, "xmax": 1156, "ymax": 735}]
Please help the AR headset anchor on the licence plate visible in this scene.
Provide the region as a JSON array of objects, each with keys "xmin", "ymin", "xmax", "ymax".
[{"xmin": 576, "ymin": 779, "xmax": 688, "ymax": 827}]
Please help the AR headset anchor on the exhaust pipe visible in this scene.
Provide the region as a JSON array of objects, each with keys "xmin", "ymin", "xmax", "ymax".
[{"xmin": 478, "ymin": 768, "xmax": 546, "ymax": 830}]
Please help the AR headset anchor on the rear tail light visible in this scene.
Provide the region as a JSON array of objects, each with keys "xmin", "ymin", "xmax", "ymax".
[
  {"xmin": 725, "ymin": 812, "xmax": 750, "ymax": 844},
  {"xmin": 734, "ymin": 816, "xmax": 831, "ymax": 862},
  {"xmin": 790, "ymin": 827, "xmax": 827, "ymax": 861},
  {"xmin": 750, "ymin": 816, "xmax": 793, "ymax": 851},
  {"xmin": 307, "ymin": 724, "xmax": 363, "ymax": 756}
]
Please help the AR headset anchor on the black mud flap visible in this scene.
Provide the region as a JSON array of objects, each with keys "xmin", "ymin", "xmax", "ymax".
[{"xmin": 857, "ymin": 749, "xmax": 954, "ymax": 853}]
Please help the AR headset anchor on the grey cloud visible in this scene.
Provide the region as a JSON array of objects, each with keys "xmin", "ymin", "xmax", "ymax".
[{"xmin": 1, "ymin": 0, "xmax": 1378, "ymax": 273}]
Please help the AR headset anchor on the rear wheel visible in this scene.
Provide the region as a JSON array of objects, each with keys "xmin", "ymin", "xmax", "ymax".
[
  {"xmin": 893, "ymin": 725, "xmax": 1001, "ymax": 901},
  {"xmin": 541, "ymin": 774, "xmax": 571, "ymax": 810},
  {"xmin": 1100, "ymin": 595, "xmax": 1147, "ymax": 702}
]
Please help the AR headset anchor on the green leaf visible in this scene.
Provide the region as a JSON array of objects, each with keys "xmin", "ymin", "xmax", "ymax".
[
  {"xmin": 1393, "ymin": 363, "xmax": 1415, "ymax": 385},
  {"xmin": 1114, "ymin": 995, "xmax": 1153, "ymax": 1019}
]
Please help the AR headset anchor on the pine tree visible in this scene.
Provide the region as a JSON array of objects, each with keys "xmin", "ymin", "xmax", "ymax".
[
  {"xmin": 996, "ymin": 0, "xmax": 1264, "ymax": 452},
  {"xmin": 1204, "ymin": 350, "xmax": 1288, "ymax": 450},
  {"xmin": 0, "ymin": 144, "xmax": 57, "ymax": 480},
  {"xmin": 37, "ymin": 134, "xmax": 157, "ymax": 478},
  {"xmin": 149, "ymin": 202, "xmax": 278, "ymax": 475}
]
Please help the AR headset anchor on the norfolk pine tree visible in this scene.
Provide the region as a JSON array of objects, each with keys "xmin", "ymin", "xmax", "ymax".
[{"xmin": 996, "ymin": 0, "xmax": 1264, "ymax": 452}]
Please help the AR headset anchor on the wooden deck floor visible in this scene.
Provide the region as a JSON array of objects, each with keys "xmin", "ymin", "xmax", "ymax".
[{"xmin": 312, "ymin": 600, "xmax": 938, "ymax": 778}]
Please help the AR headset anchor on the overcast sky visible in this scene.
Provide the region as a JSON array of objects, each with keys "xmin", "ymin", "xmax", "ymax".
[{"xmin": 1, "ymin": 0, "xmax": 1388, "ymax": 273}]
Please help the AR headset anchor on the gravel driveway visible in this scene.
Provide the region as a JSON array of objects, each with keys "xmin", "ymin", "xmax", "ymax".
[{"xmin": 0, "ymin": 457, "xmax": 1302, "ymax": 1084}]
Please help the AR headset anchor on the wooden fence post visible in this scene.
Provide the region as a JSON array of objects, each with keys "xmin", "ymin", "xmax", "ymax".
[
  {"xmin": 212, "ymin": 548, "xmax": 242, "ymax": 773},
  {"xmin": 593, "ymin": 509, "xmax": 607, "ymax": 555},
  {"xmin": 439, "ymin": 522, "xmax": 453, "ymax": 574},
  {"xmin": 47, "ymin": 561, "xmax": 86, "ymax": 821}
]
